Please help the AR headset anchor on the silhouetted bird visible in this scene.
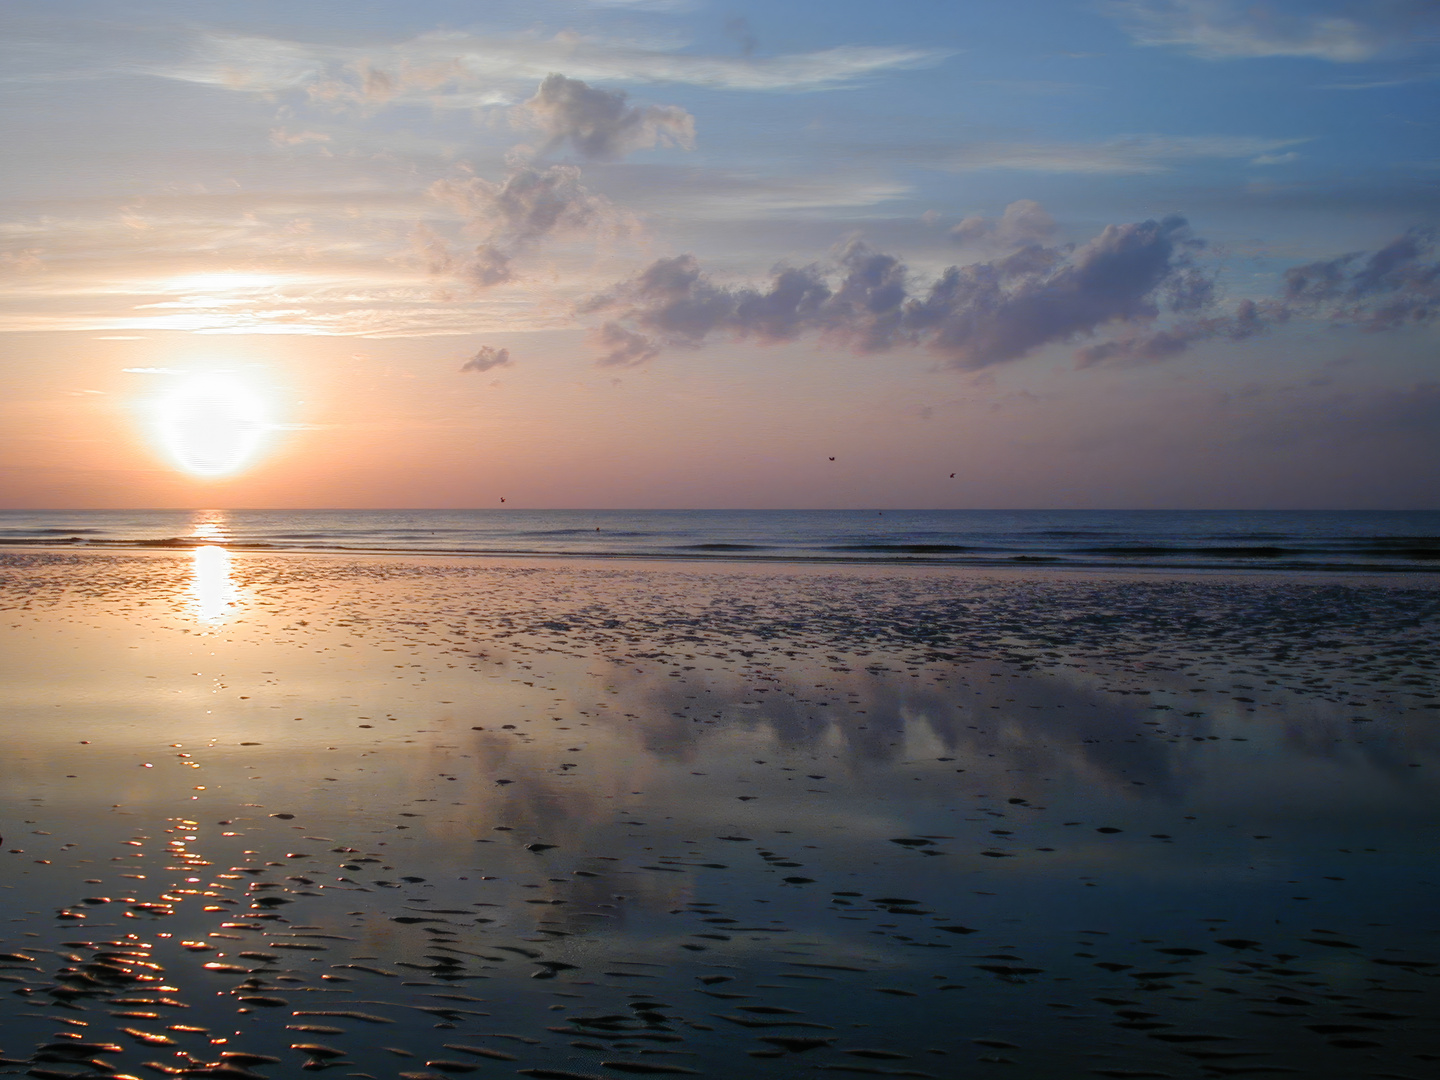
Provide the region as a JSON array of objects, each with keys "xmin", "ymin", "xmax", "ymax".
[
  {"xmin": 500, "ymin": 497, "xmax": 506, "ymax": 503},
  {"xmin": 828, "ymin": 456, "xmax": 835, "ymax": 461},
  {"xmin": 950, "ymin": 473, "xmax": 955, "ymax": 478}
]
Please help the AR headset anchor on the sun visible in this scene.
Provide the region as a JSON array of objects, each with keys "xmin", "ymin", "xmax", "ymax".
[{"xmin": 157, "ymin": 372, "xmax": 272, "ymax": 477}]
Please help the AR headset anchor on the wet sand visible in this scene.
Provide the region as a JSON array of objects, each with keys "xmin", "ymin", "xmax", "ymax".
[{"xmin": 2, "ymin": 549, "xmax": 1438, "ymax": 1079}]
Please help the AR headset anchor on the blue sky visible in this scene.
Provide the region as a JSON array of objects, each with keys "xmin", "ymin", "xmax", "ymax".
[{"xmin": 0, "ymin": 0, "xmax": 1437, "ymax": 508}]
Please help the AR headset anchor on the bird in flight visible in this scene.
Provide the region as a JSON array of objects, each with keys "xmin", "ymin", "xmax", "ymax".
[
  {"xmin": 949, "ymin": 473, "xmax": 955, "ymax": 478},
  {"xmin": 500, "ymin": 497, "xmax": 506, "ymax": 503},
  {"xmin": 828, "ymin": 456, "xmax": 835, "ymax": 461}
]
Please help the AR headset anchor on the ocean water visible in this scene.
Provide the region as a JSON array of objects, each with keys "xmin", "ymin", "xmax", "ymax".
[{"xmin": 0, "ymin": 507, "xmax": 1437, "ymax": 571}]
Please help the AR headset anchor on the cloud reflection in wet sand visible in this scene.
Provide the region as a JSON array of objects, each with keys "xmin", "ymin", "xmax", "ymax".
[{"xmin": 2, "ymin": 550, "xmax": 1438, "ymax": 1077}]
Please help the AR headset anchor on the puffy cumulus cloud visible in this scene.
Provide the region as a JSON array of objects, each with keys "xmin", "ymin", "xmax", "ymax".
[
  {"xmin": 425, "ymin": 160, "xmax": 630, "ymax": 289},
  {"xmin": 1283, "ymin": 227, "xmax": 1440, "ymax": 329},
  {"xmin": 581, "ymin": 251, "xmax": 842, "ymax": 365},
  {"xmin": 912, "ymin": 217, "xmax": 1207, "ymax": 365},
  {"xmin": 1104, "ymin": 0, "xmax": 1438, "ymax": 62},
  {"xmin": 951, "ymin": 200, "xmax": 1057, "ymax": 248},
  {"xmin": 1077, "ymin": 227, "xmax": 1440, "ymax": 365},
  {"xmin": 586, "ymin": 220, "xmax": 1440, "ymax": 370},
  {"xmin": 1290, "ymin": 228, "xmax": 1434, "ymax": 324},
  {"xmin": 431, "ymin": 162, "xmax": 618, "ymax": 247},
  {"xmin": 460, "ymin": 345, "xmax": 512, "ymax": 372},
  {"xmin": 517, "ymin": 74, "xmax": 694, "ymax": 161},
  {"xmin": 583, "ymin": 215, "xmax": 1213, "ymax": 367}
]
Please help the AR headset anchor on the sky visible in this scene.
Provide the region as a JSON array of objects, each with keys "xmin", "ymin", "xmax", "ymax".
[{"xmin": 1, "ymin": 0, "xmax": 1438, "ymax": 509}]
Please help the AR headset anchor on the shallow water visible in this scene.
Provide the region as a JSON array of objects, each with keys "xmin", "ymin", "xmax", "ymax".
[{"xmin": 2, "ymin": 550, "xmax": 1438, "ymax": 1079}]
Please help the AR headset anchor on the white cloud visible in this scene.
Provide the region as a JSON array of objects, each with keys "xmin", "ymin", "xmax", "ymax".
[
  {"xmin": 952, "ymin": 199, "xmax": 1058, "ymax": 247},
  {"xmin": 0, "ymin": 188, "xmax": 625, "ymax": 338},
  {"xmin": 153, "ymin": 29, "xmax": 949, "ymax": 104},
  {"xmin": 941, "ymin": 134, "xmax": 1308, "ymax": 175},
  {"xmin": 0, "ymin": 267, "xmax": 588, "ymax": 338},
  {"xmin": 1104, "ymin": 0, "xmax": 1420, "ymax": 63}
]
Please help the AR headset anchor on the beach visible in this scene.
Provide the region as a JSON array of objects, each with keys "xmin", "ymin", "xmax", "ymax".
[{"xmin": 2, "ymin": 548, "xmax": 1438, "ymax": 1079}]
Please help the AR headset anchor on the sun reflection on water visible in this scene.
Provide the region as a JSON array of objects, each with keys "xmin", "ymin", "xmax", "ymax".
[
  {"xmin": 185, "ymin": 512, "xmax": 240, "ymax": 623},
  {"xmin": 189, "ymin": 510, "xmax": 230, "ymax": 544},
  {"xmin": 187, "ymin": 545, "xmax": 240, "ymax": 623}
]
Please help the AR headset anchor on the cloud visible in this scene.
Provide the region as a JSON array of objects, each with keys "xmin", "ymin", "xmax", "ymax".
[
  {"xmin": 156, "ymin": 29, "xmax": 948, "ymax": 104},
  {"xmin": 427, "ymin": 160, "xmax": 630, "ymax": 288},
  {"xmin": 516, "ymin": 74, "xmax": 694, "ymax": 161},
  {"xmin": 1077, "ymin": 227, "xmax": 1440, "ymax": 365},
  {"xmin": 430, "ymin": 163, "xmax": 613, "ymax": 247},
  {"xmin": 460, "ymin": 345, "xmax": 513, "ymax": 372},
  {"xmin": 1104, "ymin": 0, "xmax": 1437, "ymax": 62},
  {"xmin": 585, "ymin": 218, "xmax": 1440, "ymax": 371},
  {"xmin": 1073, "ymin": 298, "xmax": 1274, "ymax": 366},
  {"xmin": 589, "ymin": 165, "xmax": 910, "ymax": 220},
  {"xmin": 951, "ymin": 199, "xmax": 1057, "ymax": 247},
  {"xmin": 581, "ymin": 251, "xmax": 850, "ymax": 365},
  {"xmin": 941, "ymin": 134, "xmax": 1306, "ymax": 174},
  {"xmin": 1322, "ymin": 69, "xmax": 1440, "ymax": 90},
  {"xmin": 269, "ymin": 128, "xmax": 332, "ymax": 147},
  {"xmin": 1282, "ymin": 226, "xmax": 1440, "ymax": 329},
  {"xmin": 592, "ymin": 321, "xmax": 661, "ymax": 366},
  {"xmin": 911, "ymin": 217, "xmax": 1209, "ymax": 366},
  {"xmin": 582, "ymin": 213, "xmax": 1214, "ymax": 368}
]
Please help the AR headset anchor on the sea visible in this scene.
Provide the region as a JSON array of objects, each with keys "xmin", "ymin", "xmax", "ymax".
[{"xmin": 1, "ymin": 507, "xmax": 1437, "ymax": 572}]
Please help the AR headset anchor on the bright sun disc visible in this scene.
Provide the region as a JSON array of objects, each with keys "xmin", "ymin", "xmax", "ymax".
[{"xmin": 159, "ymin": 373, "xmax": 270, "ymax": 477}]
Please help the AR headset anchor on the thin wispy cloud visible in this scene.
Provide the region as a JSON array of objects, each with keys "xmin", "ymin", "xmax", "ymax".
[
  {"xmin": 1105, "ymin": 0, "xmax": 1438, "ymax": 63},
  {"xmin": 153, "ymin": 29, "xmax": 949, "ymax": 103},
  {"xmin": 941, "ymin": 134, "xmax": 1307, "ymax": 175},
  {"xmin": 1321, "ymin": 69, "xmax": 1440, "ymax": 90},
  {"xmin": 594, "ymin": 166, "xmax": 911, "ymax": 219}
]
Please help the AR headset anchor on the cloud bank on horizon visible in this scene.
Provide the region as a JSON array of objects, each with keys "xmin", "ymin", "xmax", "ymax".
[{"xmin": 0, "ymin": 0, "xmax": 1436, "ymax": 507}]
